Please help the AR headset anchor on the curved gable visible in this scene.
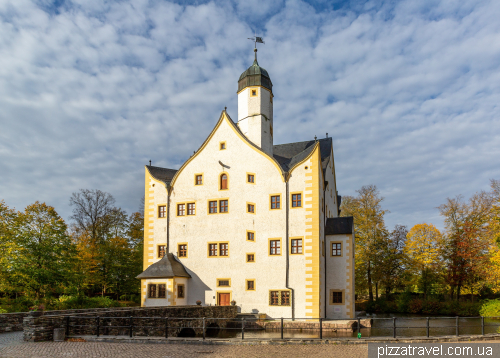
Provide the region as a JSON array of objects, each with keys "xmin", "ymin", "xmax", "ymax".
[{"xmin": 169, "ymin": 110, "xmax": 286, "ymax": 188}]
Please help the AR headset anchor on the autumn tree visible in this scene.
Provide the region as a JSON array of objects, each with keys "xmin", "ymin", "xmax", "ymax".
[
  {"xmin": 0, "ymin": 201, "xmax": 18, "ymax": 294},
  {"xmin": 439, "ymin": 192, "xmax": 493, "ymax": 300},
  {"xmin": 341, "ymin": 185, "xmax": 388, "ymax": 302},
  {"xmin": 378, "ymin": 225, "xmax": 409, "ymax": 296},
  {"xmin": 10, "ymin": 202, "xmax": 77, "ymax": 299},
  {"xmin": 405, "ymin": 223, "xmax": 442, "ymax": 298}
]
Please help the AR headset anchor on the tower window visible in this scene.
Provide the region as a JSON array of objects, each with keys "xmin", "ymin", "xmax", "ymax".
[
  {"xmin": 158, "ymin": 205, "xmax": 166, "ymax": 218},
  {"xmin": 251, "ymin": 88, "xmax": 258, "ymax": 97},
  {"xmin": 195, "ymin": 174, "xmax": 203, "ymax": 185},
  {"xmin": 246, "ymin": 254, "xmax": 255, "ymax": 262},
  {"xmin": 178, "ymin": 244, "xmax": 187, "ymax": 257},
  {"xmin": 220, "ymin": 142, "xmax": 226, "ymax": 150},
  {"xmin": 158, "ymin": 245, "xmax": 166, "ymax": 258},
  {"xmin": 247, "ymin": 203, "xmax": 255, "ymax": 214},
  {"xmin": 246, "ymin": 280, "xmax": 255, "ymax": 291},
  {"xmin": 219, "ymin": 200, "xmax": 228, "ymax": 213},
  {"xmin": 269, "ymin": 239, "xmax": 281, "ymax": 255},
  {"xmin": 292, "ymin": 193, "xmax": 302, "ymax": 208},
  {"xmin": 270, "ymin": 195, "xmax": 280, "ymax": 209},
  {"xmin": 247, "ymin": 174, "xmax": 255, "ymax": 183}
]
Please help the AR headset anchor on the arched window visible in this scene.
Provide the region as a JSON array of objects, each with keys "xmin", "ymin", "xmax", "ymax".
[{"xmin": 220, "ymin": 174, "xmax": 228, "ymax": 190}]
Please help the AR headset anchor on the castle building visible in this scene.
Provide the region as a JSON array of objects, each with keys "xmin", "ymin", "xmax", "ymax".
[{"xmin": 137, "ymin": 48, "xmax": 355, "ymax": 319}]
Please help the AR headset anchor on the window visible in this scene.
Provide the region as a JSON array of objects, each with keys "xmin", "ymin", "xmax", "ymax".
[
  {"xmin": 187, "ymin": 203, "xmax": 195, "ymax": 215},
  {"xmin": 209, "ymin": 201, "xmax": 218, "ymax": 214},
  {"xmin": 158, "ymin": 205, "xmax": 166, "ymax": 218},
  {"xmin": 270, "ymin": 195, "xmax": 280, "ymax": 209},
  {"xmin": 332, "ymin": 243, "xmax": 342, "ymax": 256},
  {"xmin": 208, "ymin": 242, "xmax": 228, "ymax": 257},
  {"xmin": 219, "ymin": 200, "xmax": 228, "ymax": 213},
  {"xmin": 217, "ymin": 279, "xmax": 230, "ymax": 287},
  {"xmin": 291, "ymin": 239, "xmax": 302, "ymax": 254},
  {"xmin": 148, "ymin": 284, "xmax": 157, "ymax": 298},
  {"xmin": 219, "ymin": 243, "xmax": 228, "ymax": 256},
  {"xmin": 158, "ymin": 284, "xmax": 166, "ymax": 298},
  {"xmin": 158, "ymin": 245, "xmax": 166, "ymax": 258},
  {"xmin": 220, "ymin": 174, "xmax": 228, "ymax": 190},
  {"xmin": 247, "ymin": 203, "xmax": 255, "ymax": 214},
  {"xmin": 330, "ymin": 290, "xmax": 343, "ymax": 304},
  {"xmin": 246, "ymin": 280, "xmax": 255, "ymax": 291},
  {"xmin": 177, "ymin": 203, "xmax": 185, "ymax": 216},
  {"xmin": 220, "ymin": 142, "xmax": 226, "ymax": 150},
  {"xmin": 195, "ymin": 174, "xmax": 203, "ymax": 185},
  {"xmin": 178, "ymin": 284, "xmax": 185, "ymax": 298},
  {"xmin": 246, "ymin": 253, "xmax": 255, "ymax": 262},
  {"xmin": 291, "ymin": 193, "xmax": 302, "ymax": 208},
  {"xmin": 270, "ymin": 290, "xmax": 290, "ymax": 306},
  {"xmin": 247, "ymin": 231, "xmax": 255, "ymax": 242},
  {"xmin": 178, "ymin": 244, "xmax": 187, "ymax": 258},
  {"xmin": 247, "ymin": 174, "xmax": 255, "ymax": 183},
  {"xmin": 270, "ymin": 239, "xmax": 281, "ymax": 255},
  {"xmin": 251, "ymin": 88, "xmax": 257, "ymax": 96}
]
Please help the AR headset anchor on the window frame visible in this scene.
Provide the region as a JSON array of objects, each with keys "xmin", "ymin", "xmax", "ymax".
[
  {"xmin": 250, "ymin": 87, "xmax": 258, "ymax": 97},
  {"xmin": 246, "ymin": 172, "xmax": 256, "ymax": 184},
  {"xmin": 194, "ymin": 173, "xmax": 203, "ymax": 186},
  {"xmin": 177, "ymin": 284, "xmax": 185, "ymax": 299},
  {"xmin": 270, "ymin": 194, "xmax": 281, "ymax": 210},
  {"xmin": 246, "ymin": 230, "xmax": 255, "ymax": 242},
  {"xmin": 246, "ymin": 279, "xmax": 256, "ymax": 291},
  {"xmin": 269, "ymin": 290, "xmax": 291, "ymax": 306},
  {"xmin": 329, "ymin": 289, "xmax": 344, "ymax": 305},
  {"xmin": 219, "ymin": 199, "xmax": 229, "ymax": 213},
  {"xmin": 157, "ymin": 245, "xmax": 166, "ymax": 259},
  {"xmin": 176, "ymin": 203, "xmax": 185, "ymax": 217},
  {"xmin": 217, "ymin": 278, "xmax": 231, "ymax": 287},
  {"xmin": 290, "ymin": 192, "xmax": 303, "ymax": 208},
  {"xmin": 246, "ymin": 253, "xmax": 255, "ymax": 263},
  {"xmin": 290, "ymin": 237, "xmax": 303, "ymax": 255},
  {"xmin": 186, "ymin": 202, "xmax": 196, "ymax": 216},
  {"xmin": 331, "ymin": 242, "xmax": 342, "ymax": 257},
  {"xmin": 269, "ymin": 238, "xmax": 282, "ymax": 256},
  {"xmin": 158, "ymin": 205, "xmax": 167, "ymax": 218},
  {"xmin": 207, "ymin": 242, "xmax": 229, "ymax": 258},
  {"xmin": 208, "ymin": 200, "xmax": 218, "ymax": 214},
  {"xmin": 158, "ymin": 284, "xmax": 166, "ymax": 298},
  {"xmin": 219, "ymin": 141, "xmax": 226, "ymax": 150},
  {"xmin": 219, "ymin": 242, "xmax": 229, "ymax": 257},
  {"xmin": 178, "ymin": 243, "xmax": 188, "ymax": 258},
  {"xmin": 246, "ymin": 202, "xmax": 256, "ymax": 214},
  {"xmin": 148, "ymin": 284, "xmax": 157, "ymax": 298}
]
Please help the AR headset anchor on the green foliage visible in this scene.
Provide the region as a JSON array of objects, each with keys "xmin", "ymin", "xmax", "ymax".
[
  {"xmin": 480, "ymin": 299, "xmax": 500, "ymax": 317},
  {"xmin": 0, "ymin": 295, "xmax": 123, "ymax": 312}
]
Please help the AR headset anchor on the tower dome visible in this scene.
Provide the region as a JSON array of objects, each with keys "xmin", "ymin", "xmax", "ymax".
[{"xmin": 237, "ymin": 49, "xmax": 273, "ymax": 93}]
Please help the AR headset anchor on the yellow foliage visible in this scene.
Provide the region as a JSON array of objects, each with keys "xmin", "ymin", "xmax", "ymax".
[{"xmin": 405, "ymin": 223, "xmax": 442, "ymax": 270}]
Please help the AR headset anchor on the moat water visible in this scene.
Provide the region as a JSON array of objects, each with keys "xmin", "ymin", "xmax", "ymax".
[{"xmin": 210, "ymin": 314, "xmax": 500, "ymax": 339}]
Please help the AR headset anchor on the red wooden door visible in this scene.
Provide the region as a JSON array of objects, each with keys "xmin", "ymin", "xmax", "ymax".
[{"xmin": 218, "ymin": 293, "xmax": 230, "ymax": 306}]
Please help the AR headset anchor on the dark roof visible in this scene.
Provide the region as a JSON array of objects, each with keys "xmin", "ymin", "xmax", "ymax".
[
  {"xmin": 238, "ymin": 59, "xmax": 273, "ymax": 93},
  {"xmin": 273, "ymin": 137, "xmax": 332, "ymax": 173},
  {"xmin": 147, "ymin": 165, "xmax": 177, "ymax": 185},
  {"xmin": 136, "ymin": 253, "xmax": 191, "ymax": 279},
  {"xmin": 325, "ymin": 217, "xmax": 353, "ymax": 235}
]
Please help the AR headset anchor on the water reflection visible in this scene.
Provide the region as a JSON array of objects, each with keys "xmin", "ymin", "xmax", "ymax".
[{"xmin": 210, "ymin": 315, "xmax": 500, "ymax": 339}]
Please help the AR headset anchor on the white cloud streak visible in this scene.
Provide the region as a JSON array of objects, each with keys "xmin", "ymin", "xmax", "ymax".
[{"xmin": 0, "ymin": 0, "xmax": 499, "ymax": 230}]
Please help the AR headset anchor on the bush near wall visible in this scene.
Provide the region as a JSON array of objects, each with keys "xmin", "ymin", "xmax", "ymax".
[
  {"xmin": 365, "ymin": 297, "xmax": 482, "ymax": 316},
  {"xmin": 0, "ymin": 296, "xmax": 123, "ymax": 313}
]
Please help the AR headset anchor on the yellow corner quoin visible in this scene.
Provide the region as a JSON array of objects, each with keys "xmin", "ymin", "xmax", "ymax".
[
  {"xmin": 304, "ymin": 144, "xmax": 322, "ymax": 319},
  {"xmin": 168, "ymin": 111, "xmax": 285, "ymax": 188}
]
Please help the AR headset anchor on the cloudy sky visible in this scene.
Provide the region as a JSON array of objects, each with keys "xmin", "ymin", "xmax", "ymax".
[{"xmin": 1, "ymin": 0, "xmax": 499, "ymax": 230}]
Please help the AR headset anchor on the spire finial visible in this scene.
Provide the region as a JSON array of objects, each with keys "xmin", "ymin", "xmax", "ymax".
[
  {"xmin": 314, "ymin": 135, "xmax": 317, "ymax": 141},
  {"xmin": 149, "ymin": 160, "xmax": 151, "ymax": 166},
  {"xmin": 248, "ymin": 35, "xmax": 264, "ymax": 63}
]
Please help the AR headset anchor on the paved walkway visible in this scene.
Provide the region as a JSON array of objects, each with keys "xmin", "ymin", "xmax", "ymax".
[{"xmin": 0, "ymin": 332, "xmax": 368, "ymax": 357}]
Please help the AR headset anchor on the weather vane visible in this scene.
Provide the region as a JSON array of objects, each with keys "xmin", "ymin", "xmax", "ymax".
[{"xmin": 248, "ymin": 33, "xmax": 264, "ymax": 61}]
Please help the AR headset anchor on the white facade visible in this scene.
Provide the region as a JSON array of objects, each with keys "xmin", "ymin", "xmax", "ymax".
[{"xmin": 139, "ymin": 58, "xmax": 355, "ymax": 320}]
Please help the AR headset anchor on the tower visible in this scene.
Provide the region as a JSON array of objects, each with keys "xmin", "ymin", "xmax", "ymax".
[{"xmin": 237, "ymin": 47, "xmax": 274, "ymax": 156}]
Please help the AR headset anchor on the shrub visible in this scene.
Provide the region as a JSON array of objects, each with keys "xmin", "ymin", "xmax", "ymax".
[
  {"xmin": 421, "ymin": 299, "xmax": 441, "ymax": 315},
  {"xmin": 480, "ymin": 299, "xmax": 500, "ymax": 317},
  {"xmin": 395, "ymin": 292, "xmax": 413, "ymax": 313},
  {"xmin": 408, "ymin": 299, "xmax": 423, "ymax": 314},
  {"xmin": 0, "ymin": 308, "xmax": 7, "ymax": 314}
]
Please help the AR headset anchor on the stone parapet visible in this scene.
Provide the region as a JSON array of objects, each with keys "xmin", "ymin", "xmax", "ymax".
[{"xmin": 0, "ymin": 312, "xmax": 28, "ymax": 333}]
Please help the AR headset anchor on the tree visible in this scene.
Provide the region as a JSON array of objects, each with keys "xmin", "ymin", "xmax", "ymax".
[
  {"xmin": 11, "ymin": 202, "xmax": 76, "ymax": 299},
  {"xmin": 439, "ymin": 192, "xmax": 493, "ymax": 300},
  {"xmin": 405, "ymin": 223, "xmax": 442, "ymax": 299},
  {"xmin": 379, "ymin": 225, "xmax": 409, "ymax": 296},
  {"xmin": 0, "ymin": 201, "xmax": 18, "ymax": 294},
  {"xmin": 341, "ymin": 185, "xmax": 388, "ymax": 301}
]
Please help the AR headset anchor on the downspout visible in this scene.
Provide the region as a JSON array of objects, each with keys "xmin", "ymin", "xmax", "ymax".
[
  {"xmin": 323, "ymin": 181, "xmax": 327, "ymax": 318},
  {"xmin": 166, "ymin": 185, "xmax": 171, "ymax": 253},
  {"xmin": 285, "ymin": 175, "xmax": 295, "ymax": 320}
]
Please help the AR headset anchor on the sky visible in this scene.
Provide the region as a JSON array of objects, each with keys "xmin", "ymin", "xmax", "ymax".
[{"xmin": 1, "ymin": 0, "xmax": 499, "ymax": 230}]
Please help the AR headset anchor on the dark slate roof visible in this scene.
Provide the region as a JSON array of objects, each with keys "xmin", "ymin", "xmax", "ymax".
[
  {"xmin": 273, "ymin": 137, "xmax": 332, "ymax": 173},
  {"xmin": 147, "ymin": 165, "xmax": 177, "ymax": 185},
  {"xmin": 136, "ymin": 253, "xmax": 191, "ymax": 279},
  {"xmin": 238, "ymin": 58, "xmax": 273, "ymax": 93},
  {"xmin": 325, "ymin": 217, "xmax": 353, "ymax": 235}
]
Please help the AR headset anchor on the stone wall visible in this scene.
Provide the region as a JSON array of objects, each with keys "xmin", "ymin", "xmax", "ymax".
[
  {"xmin": 23, "ymin": 305, "xmax": 237, "ymax": 342},
  {"xmin": 0, "ymin": 312, "xmax": 28, "ymax": 333}
]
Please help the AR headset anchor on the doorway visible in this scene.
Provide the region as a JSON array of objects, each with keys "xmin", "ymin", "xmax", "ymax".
[{"xmin": 218, "ymin": 292, "xmax": 231, "ymax": 306}]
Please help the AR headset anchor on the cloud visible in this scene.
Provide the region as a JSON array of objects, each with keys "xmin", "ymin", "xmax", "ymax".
[{"xmin": 0, "ymin": 0, "xmax": 499, "ymax": 231}]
